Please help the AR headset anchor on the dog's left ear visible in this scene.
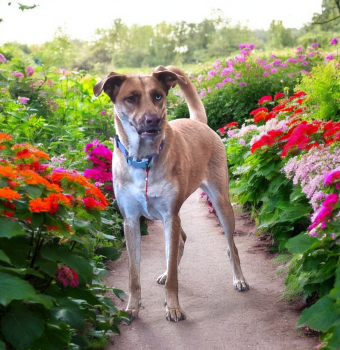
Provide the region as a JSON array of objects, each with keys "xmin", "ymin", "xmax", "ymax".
[
  {"xmin": 152, "ymin": 66, "xmax": 186, "ymax": 94},
  {"xmin": 93, "ymin": 72, "xmax": 127, "ymax": 103}
]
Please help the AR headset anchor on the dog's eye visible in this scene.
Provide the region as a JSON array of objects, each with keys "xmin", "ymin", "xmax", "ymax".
[
  {"xmin": 125, "ymin": 95, "xmax": 135, "ymax": 103},
  {"xmin": 154, "ymin": 93, "xmax": 163, "ymax": 101}
]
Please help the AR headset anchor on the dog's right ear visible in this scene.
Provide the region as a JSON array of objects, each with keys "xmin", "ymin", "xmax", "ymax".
[{"xmin": 93, "ymin": 72, "xmax": 127, "ymax": 103}]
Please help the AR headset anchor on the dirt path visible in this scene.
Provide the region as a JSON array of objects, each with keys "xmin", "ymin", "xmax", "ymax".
[{"xmin": 106, "ymin": 190, "xmax": 317, "ymax": 350}]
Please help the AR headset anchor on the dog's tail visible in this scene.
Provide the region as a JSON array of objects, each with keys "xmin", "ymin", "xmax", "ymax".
[{"xmin": 166, "ymin": 65, "xmax": 207, "ymax": 124}]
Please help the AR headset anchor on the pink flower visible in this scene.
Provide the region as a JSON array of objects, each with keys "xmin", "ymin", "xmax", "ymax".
[
  {"xmin": 300, "ymin": 70, "xmax": 308, "ymax": 74},
  {"xmin": 309, "ymin": 193, "xmax": 339, "ymax": 230},
  {"xmin": 315, "ymin": 343, "xmax": 323, "ymax": 349},
  {"xmin": 326, "ymin": 55, "xmax": 334, "ymax": 61},
  {"xmin": 238, "ymin": 82, "xmax": 247, "ymax": 86},
  {"xmin": 47, "ymin": 79, "xmax": 54, "ymax": 86},
  {"xmin": 0, "ymin": 53, "xmax": 6, "ymax": 64},
  {"xmin": 1, "ymin": 89, "xmax": 7, "ymax": 93},
  {"xmin": 239, "ymin": 138, "xmax": 246, "ymax": 146},
  {"xmin": 235, "ymin": 73, "xmax": 241, "ymax": 78},
  {"xmin": 312, "ymin": 43, "xmax": 319, "ymax": 48},
  {"xmin": 324, "ymin": 168, "xmax": 340, "ymax": 186},
  {"xmin": 197, "ymin": 74, "xmax": 202, "ymax": 83},
  {"xmin": 100, "ymin": 110, "xmax": 106, "ymax": 116},
  {"xmin": 18, "ymin": 96, "xmax": 29, "ymax": 104},
  {"xmin": 263, "ymin": 71, "xmax": 269, "ymax": 77},
  {"xmin": 199, "ymin": 89, "xmax": 206, "ymax": 98},
  {"xmin": 330, "ymin": 37, "xmax": 338, "ymax": 45},
  {"xmin": 56, "ymin": 265, "xmax": 79, "ymax": 288},
  {"xmin": 271, "ymin": 68, "xmax": 277, "ymax": 73},
  {"xmin": 213, "ymin": 60, "xmax": 221, "ymax": 69},
  {"xmin": 60, "ymin": 68, "xmax": 67, "ymax": 74},
  {"xmin": 25, "ymin": 66, "xmax": 34, "ymax": 76},
  {"xmin": 302, "ymin": 61, "xmax": 308, "ymax": 66},
  {"xmin": 208, "ymin": 87, "xmax": 212, "ymax": 93},
  {"xmin": 12, "ymin": 71, "xmax": 24, "ymax": 79},
  {"xmin": 288, "ymin": 73, "xmax": 295, "ymax": 77},
  {"xmin": 296, "ymin": 46, "xmax": 302, "ymax": 52}
]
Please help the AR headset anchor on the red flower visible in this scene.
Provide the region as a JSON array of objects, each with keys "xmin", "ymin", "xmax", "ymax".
[
  {"xmin": 56, "ymin": 265, "xmax": 79, "ymax": 288},
  {"xmin": 225, "ymin": 122, "xmax": 239, "ymax": 128},
  {"xmin": 83, "ymin": 197, "xmax": 105, "ymax": 211},
  {"xmin": 264, "ymin": 112, "xmax": 276, "ymax": 122},
  {"xmin": 254, "ymin": 111, "xmax": 268, "ymax": 123},
  {"xmin": 218, "ymin": 127, "xmax": 226, "ymax": 135},
  {"xmin": 250, "ymin": 130, "xmax": 283, "ymax": 152},
  {"xmin": 294, "ymin": 91, "xmax": 306, "ymax": 97},
  {"xmin": 250, "ymin": 107, "xmax": 268, "ymax": 115},
  {"xmin": 272, "ymin": 102, "xmax": 286, "ymax": 112},
  {"xmin": 274, "ymin": 92, "xmax": 285, "ymax": 100},
  {"xmin": 258, "ymin": 95, "xmax": 272, "ymax": 105}
]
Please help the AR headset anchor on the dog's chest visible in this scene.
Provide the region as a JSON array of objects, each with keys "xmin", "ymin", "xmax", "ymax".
[{"xmin": 114, "ymin": 166, "xmax": 175, "ymax": 220}]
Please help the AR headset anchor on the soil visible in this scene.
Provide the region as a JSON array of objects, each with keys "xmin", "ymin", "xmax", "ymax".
[{"xmin": 105, "ymin": 190, "xmax": 318, "ymax": 350}]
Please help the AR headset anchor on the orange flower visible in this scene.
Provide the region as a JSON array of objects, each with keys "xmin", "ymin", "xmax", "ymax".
[
  {"xmin": 0, "ymin": 145, "xmax": 6, "ymax": 151},
  {"xmin": 85, "ymin": 185, "xmax": 108, "ymax": 207},
  {"xmin": 29, "ymin": 198, "xmax": 51, "ymax": 212},
  {"xmin": 0, "ymin": 133, "xmax": 12, "ymax": 142},
  {"xmin": 0, "ymin": 187, "xmax": 21, "ymax": 201},
  {"xmin": 0, "ymin": 166, "xmax": 17, "ymax": 180},
  {"xmin": 19, "ymin": 170, "xmax": 62, "ymax": 192}
]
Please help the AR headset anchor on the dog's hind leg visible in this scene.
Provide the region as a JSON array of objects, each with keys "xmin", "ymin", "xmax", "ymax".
[
  {"xmin": 157, "ymin": 227, "xmax": 186, "ymax": 285},
  {"xmin": 124, "ymin": 218, "xmax": 142, "ymax": 320},
  {"xmin": 201, "ymin": 183, "xmax": 249, "ymax": 292}
]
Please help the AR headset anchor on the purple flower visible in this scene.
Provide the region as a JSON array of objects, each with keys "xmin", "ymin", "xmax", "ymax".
[
  {"xmin": 234, "ymin": 55, "xmax": 245, "ymax": 63},
  {"xmin": 312, "ymin": 43, "xmax": 319, "ymax": 48},
  {"xmin": 302, "ymin": 61, "xmax": 308, "ymax": 66},
  {"xmin": 274, "ymin": 59, "xmax": 282, "ymax": 65},
  {"xmin": 199, "ymin": 89, "xmax": 206, "ymax": 98},
  {"xmin": 213, "ymin": 60, "xmax": 221, "ymax": 69},
  {"xmin": 288, "ymin": 73, "xmax": 295, "ymax": 77},
  {"xmin": 269, "ymin": 54, "xmax": 276, "ymax": 59},
  {"xmin": 100, "ymin": 110, "xmax": 106, "ymax": 116},
  {"xmin": 25, "ymin": 66, "xmax": 34, "ymax": 76},
  {"xmin": 235, "ymin": 72, "xmax": 241, "ymax": 78},
  {"xmin": 280, "ymin": 63, "xmax": 288, "ymax": 68},
  {"xmin": 0, "ymin": 53, "xmax": 6, "ymax": 64},
  {"xmin": 326, "ymin": 55, "xmax": 334, "ymax": 61},
  {"xmin": 248, "ymin": 43, "xmax": 254, "ymax": 50},
  {"xmin": 263, "ymin": 71, "xmax": 269, "ymax": 77},
  {"xmin": 308, "ymin": 52, "xmax": 316, "ymax": 57},
  {"xmin": 271, "ymin": 68, "xmax": 277, "ymax": 73},
  {"xmin": 300, "ymin": 70, "xmax": 308, "ymax": 74},
  {"xmin": 330, "ymin": 37, "xmax": 338, "ymax": 45},
  {"xmin": 239, "ymin": 44, "xmax": 247, "ymax": 49},
  {"xmin": 215, "ymin": 82, "xmax": 225, "ymax": 89},
  {"xmin": 18, "ymin": 96, "xmax": 29, "ymax": 104},
  {"xmin": 239, "ymin": 138, "xmax": 246, "ymax": 146},
  {"xmin": 296, "ymin": 46, "xmax": 302, "ymax": 52},
  {"xmin": 208, "ymin": 87, "xmax": 212, "ymax": 93},
  {"xmin": 238, "ymin": 82, "xmax": 247, "ymax": 86}
]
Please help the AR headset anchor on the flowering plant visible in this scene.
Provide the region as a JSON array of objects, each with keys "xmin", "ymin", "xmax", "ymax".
[{"xmin": 0, "ymin": 134, "xmax": 128, "ymax": 350}]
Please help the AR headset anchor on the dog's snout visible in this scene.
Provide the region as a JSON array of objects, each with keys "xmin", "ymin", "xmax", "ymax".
[{"xmin": 145, "ymin": 114, "xmax": 161, "ymax": 126}]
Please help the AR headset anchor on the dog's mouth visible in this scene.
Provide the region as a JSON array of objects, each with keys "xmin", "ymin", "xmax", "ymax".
[{"xmin": 138, "ymin": 127, "xmax": 161, "ymax": 139}]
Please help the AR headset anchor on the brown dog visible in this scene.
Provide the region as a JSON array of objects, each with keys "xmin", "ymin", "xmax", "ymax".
[{"xmin": 93, "ymin": 65, "xmax": 249, "ymax": 322}]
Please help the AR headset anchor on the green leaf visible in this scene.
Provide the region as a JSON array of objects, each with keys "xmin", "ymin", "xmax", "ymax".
[
  {"xmin": 297, "ymin": 295, "xmax": 340, "ymax": 332},
  {"xmin": 32, "ymin": 323, "xmax": 70, "ymax": 350},
  {"xmin": 0, "ymin": 272, "xmax": 37, "ymax": 306},
  {"xmin": 0, "ymin": 341, "xmax": 6, "ymax": 350},
  {"xmin": 96, "ymin": 246, "xmax": 121, "ymax": 261},
  {"xmin": 31, "ymin": 213, "xmax": 44, "ymax": 228},
  {"xmin": 112, "ymin": 288, "xmax": 127, "ymax": 301},
  {"xmin": 285, "ymin": 233, "xmax": 318, "ymax": 253},
  {"xmin": 0, "ymin": 249, "xmax": 11, "ymax": 264},
  {"xmin": 26, "ymin": 184, "xmax": 43, "ymax": 199},
  {"xmin": 0, "ymin": 217, "xmax": 26, "ymax": 238},
  {"xmin": 51, "ymin": 299, "xmax": 86, "ymax": 331},
  {"xmin": 1, "ymin": 303, "xmax": 44, "ymax": 350}
]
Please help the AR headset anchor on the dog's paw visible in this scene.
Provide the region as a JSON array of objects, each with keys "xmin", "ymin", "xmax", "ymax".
[
  {"xmin": 126, "ymin": 308, "xmax": 139, "ymax": 322},
  {"xmin": 165, "ymin": 306, "xmax": 186, "ymax": 322},
  {"xmin": 156, "ymin": 272, "xmax": 167, "ymax": 285},
  {"xmin": 234, "ymin": 279, "xmax": 249, "ymax": 292}
]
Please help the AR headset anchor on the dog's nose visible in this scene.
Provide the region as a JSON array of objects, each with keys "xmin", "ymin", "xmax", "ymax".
[{"xmin": 145, "ymin": 114, "xmax": 161, "ymax": 126}]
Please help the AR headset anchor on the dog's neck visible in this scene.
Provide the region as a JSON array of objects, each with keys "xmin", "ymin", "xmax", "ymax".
[{"xmin": 114, "ymin": 114, "xmax": 165, "ymax": 159}]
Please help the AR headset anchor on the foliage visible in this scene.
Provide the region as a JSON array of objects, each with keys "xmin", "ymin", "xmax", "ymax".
[
  {"xmin": 0, "ymin": 134, "xmax": 129, "ymax": 349},
  {"xmin": 169, "ymin": 42, "xmax": 323, "ymax": 130},
  {"xmin": 296, "ymin": 60, "xmax": 340, "ymax": 121}
]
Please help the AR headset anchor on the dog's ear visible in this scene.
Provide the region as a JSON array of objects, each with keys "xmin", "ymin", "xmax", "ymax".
[
  {"xmin": 152, "ymin": 65, "xmax": 187, "ymax": 94},
  {"xmin": 93, "ymin": 72, "xmax": 127, "ymax": 102}
]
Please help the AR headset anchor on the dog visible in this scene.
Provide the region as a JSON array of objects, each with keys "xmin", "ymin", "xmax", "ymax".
[{"xmin": 93, "ymin": 65, "xmax": 249, "ymax": 322}]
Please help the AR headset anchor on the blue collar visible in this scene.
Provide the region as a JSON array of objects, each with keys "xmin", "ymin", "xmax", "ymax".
[{"xmin": 114, "ymin": 135, "xmax": 165, "ymax": 171}]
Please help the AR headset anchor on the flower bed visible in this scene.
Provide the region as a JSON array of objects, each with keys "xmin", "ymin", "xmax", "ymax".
[
  {"xmin": 0, "ymin": 134, "xmax": 129, "ymax": 350},
  {"xmin": 221, "ymin": 56, "xmax": 340, "ymax": 348}
]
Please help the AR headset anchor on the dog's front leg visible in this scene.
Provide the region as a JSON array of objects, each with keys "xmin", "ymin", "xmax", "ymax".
[
  {"xmin": 164, "ymin": 215, "xmax": 186, "ymax": 322},
  {"xmin": 124, "ymin": 218, "xmax": 142, "ymax": 321}
]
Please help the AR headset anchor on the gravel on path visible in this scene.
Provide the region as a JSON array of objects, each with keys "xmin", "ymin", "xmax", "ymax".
[{"xmin": 106, "ymin": 190, "xmax": 317, "ymax": 350}]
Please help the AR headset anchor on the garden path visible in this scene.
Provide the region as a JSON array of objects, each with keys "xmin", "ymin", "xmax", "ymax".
[{"xmin": 106, "ymin": 190, "xmax": 317, "ymax": 350}]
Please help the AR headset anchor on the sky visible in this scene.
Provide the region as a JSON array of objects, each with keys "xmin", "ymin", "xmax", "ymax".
[{"xmin": 0, "ymin": 0, "xmax": 323, "ymax": 45}]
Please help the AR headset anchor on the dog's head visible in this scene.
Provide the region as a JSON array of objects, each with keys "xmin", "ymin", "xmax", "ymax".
[{"xmin": 93, "ymin": 66, "xmax": 186, "ymax": 142}]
